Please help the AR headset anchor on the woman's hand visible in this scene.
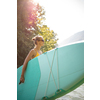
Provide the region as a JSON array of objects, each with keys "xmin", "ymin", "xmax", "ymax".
[{"xmin": 20, "ymin": 75, "xmax": 25, "ymax": 83}]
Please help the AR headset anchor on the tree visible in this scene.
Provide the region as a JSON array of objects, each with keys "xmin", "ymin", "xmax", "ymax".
[
  {"xmin": 17, "ymin": 0, "xmax": 45, "ymax": 32},
  {"xmin": 17, "ymin": 0, "xmax": 46, "ymax": 67},
  {"xmin": 38, "ymin": 25, "xmax": 58, "ymax": 53},
  {"xmin": 17, "ymin": 0, "xmax": 58, "ymax": 68}
]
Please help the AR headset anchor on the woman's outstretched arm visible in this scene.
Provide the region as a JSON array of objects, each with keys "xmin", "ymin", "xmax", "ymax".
[{"xmin": 20, "ymin": 50, "xmax": 35, "ymax": 83}]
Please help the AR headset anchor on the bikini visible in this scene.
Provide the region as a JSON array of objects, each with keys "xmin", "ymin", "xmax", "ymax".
[
  {"xmin": 34, "ymin": 52, "xmax": 40, "ymax": 58},
  {"xmin": 31, "ymin": 51, "xmax": 40, "ymax": 59}
]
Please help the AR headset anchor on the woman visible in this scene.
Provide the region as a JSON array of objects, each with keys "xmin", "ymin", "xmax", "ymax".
[{"xmin": 20, "ymin": 35, "xmax": 44, "ymax": 83}]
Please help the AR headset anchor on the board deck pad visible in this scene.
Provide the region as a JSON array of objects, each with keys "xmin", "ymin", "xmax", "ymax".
[{"xmin": 17, "ymin": 42, "xmax": 84, "ymax": 100}]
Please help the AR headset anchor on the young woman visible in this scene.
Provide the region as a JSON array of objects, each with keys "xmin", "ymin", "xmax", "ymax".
[{"xmin": 20, "ymin": 35, "xmax": 44, "ymax": 83}]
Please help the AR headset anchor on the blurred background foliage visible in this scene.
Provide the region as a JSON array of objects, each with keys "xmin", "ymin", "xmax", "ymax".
[{"xmin": 17, "ymin": 0, "xmax": 58, "ymax": 68}]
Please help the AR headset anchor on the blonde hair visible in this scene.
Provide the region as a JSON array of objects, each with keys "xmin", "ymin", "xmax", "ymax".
[{"xmin": 32, "ymin": 35, "xmax": 43, "ymax": 45}]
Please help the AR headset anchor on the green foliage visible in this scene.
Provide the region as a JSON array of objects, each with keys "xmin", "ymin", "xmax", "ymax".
[
  {"xmin": 17, "ymin": 0, "xmax": 58, "ymax": 68},
  {"xmin": 38, "ymin": 25, "xmax": 58, "ymax": 53},
  {"xmin": 17, "ymin": 0, "xmax": 45, "ymax": 67}
]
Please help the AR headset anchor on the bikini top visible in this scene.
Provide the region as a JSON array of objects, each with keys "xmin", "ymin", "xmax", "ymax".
[
  {"xmin": 34, "ymin": 52, "xmax": 40, "ymax": 58},
  {"xmin": 31, "ymin": 50, "xmax": 40, "ymax": 59}
]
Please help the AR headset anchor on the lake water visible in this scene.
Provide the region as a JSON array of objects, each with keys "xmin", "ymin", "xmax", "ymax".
[{"xmin": 56, "ymin": 84, "xmax": 84, "ymax": 100}]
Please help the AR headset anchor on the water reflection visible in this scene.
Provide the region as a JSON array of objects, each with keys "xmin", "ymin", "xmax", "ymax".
[{"xmin": 56, "ymin": 84, "xmax": 84, "ymax": 100}]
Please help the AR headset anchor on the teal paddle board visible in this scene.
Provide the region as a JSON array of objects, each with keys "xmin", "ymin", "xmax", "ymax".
[{"xmin": 17, "ymin": 41, "xmax": 84, "ymax": 100}]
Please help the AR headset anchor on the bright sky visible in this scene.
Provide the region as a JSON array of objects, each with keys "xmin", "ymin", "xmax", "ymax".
[{"xmin": 34, "ymin": 0, "xmax": 84, "ymax": 44}]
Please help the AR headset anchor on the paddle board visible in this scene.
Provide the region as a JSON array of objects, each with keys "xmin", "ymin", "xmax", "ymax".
[{"xmin": 17, "ymin": 41, "xmax": 84, "ymax": 100}]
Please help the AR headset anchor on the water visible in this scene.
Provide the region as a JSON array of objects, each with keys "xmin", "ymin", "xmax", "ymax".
[{"xmin": 56, "ymin": 84, "xmax": 84, "ymax": 100}]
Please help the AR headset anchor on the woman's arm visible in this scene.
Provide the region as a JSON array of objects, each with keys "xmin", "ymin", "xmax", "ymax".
[{"xmin": 20, "ymin": 49, "xmax": 35, "ymax": 83}]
